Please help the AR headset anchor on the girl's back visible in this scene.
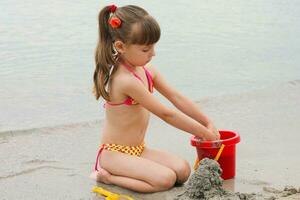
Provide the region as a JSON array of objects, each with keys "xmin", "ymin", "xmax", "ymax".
[{"xmin": 101, "ymin": 64, "xmax": 155, "ymax": 146}]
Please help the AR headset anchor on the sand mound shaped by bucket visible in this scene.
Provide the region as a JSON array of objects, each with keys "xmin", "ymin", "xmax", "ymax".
[
  {"xmin": 175, "ymin": 158, "xmax": 300, "ymax": 200},
  {"xmin": 175, "ymin": 158, "xmax": 226, "ymax": 199}
]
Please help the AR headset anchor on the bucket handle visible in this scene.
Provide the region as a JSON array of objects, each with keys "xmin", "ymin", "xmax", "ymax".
[{"xmin": 193, "ymin": 144, "xmax": 225, "ymax": 171}]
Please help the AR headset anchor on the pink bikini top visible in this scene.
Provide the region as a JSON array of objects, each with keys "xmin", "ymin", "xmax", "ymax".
[{"xmin": 104, "ymin": 64, "xmax": 154, "ymax": 108}]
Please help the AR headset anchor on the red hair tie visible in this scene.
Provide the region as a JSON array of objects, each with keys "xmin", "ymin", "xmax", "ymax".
[
  {"xmin": 107, "ymin": 5, "xmax": 121, "ymax": 28},
  {"xmin": 109, "ymin": 17, "xmax": 122, "ymax": 29},
  {"xmin": 109, "ymin": 4, "xmax": 117, "ymax": 13}
]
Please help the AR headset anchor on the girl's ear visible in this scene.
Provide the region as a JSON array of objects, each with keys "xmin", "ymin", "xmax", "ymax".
[{"xmin": 114, "ymin": 40, "xmax": 126, "ymax": 54}]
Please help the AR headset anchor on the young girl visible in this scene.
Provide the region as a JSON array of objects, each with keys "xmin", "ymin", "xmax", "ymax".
[{"xmin": 91, "ymin": 4, "xmax": 220, "ymax": 193}]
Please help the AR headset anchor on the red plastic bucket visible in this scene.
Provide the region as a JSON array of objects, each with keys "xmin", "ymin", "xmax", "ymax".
[{"xmin": 190, "ymin": 130, "xmax": 240, "ymax": 180}]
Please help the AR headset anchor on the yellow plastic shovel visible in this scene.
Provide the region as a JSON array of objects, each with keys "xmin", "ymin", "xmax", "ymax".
[{"xmin": 92, "ymin": 186, "xmax": 134, "ymax": 200}]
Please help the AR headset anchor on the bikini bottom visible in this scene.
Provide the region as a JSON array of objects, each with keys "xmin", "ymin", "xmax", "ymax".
[{"xmin": 94, "ymin": 142, "xmax": 145, "ymax": 171}]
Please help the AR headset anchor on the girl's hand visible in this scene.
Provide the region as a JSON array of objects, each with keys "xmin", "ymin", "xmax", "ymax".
[
  {"xmin": 205, "ymin": 122, "xmax": 220, "ymax": 140},
  {"xmin": 203, "ymin": 131, "xmax": 220, "ymax": 141}
]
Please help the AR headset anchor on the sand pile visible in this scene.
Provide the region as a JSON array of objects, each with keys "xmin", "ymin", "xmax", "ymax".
[{"xmin": 175, "ymin": 158, "xmax": 300, "ymax": 200}]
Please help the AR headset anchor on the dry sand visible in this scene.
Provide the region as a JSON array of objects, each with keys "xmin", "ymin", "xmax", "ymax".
[{"xmin": 0, "ymin": 80, "xmax": 299, "ymax": 199}]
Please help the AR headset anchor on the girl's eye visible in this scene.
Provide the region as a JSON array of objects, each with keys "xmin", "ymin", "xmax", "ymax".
[{"xmin": 142, "ymin": 49, "xmax": 150, "ymax": 52}]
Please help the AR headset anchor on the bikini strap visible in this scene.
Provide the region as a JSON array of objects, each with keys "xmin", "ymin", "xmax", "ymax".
[
  {"xmin": 104, "ymin": 97, "xmax": 134, "ymax": 108},
  {"xmin": 94, "ymin": 144, "xmax": 105, "ymax": 171},
  {"xmin": 143, "ymin": 66, "xmax": 154, "ymax": 93},
  {"xmin": 122, "ymin": 63, "xmax": 143, "ymax": 83}
]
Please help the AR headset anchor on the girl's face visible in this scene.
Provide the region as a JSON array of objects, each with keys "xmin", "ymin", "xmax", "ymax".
[{"xmin": 122, "ymin": 43, "xmax": 156, "ymax": 67}]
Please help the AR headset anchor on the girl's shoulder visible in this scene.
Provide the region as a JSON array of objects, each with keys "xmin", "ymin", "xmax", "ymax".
[
  {"xmin": 114, "ymin": 63, "xmax": 158, "ymax": 93},
  {"xmin": 113, "ymin": 69, "xmax": 133, "ymax": 85}
]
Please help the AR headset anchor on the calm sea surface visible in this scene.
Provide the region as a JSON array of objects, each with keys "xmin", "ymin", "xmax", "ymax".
[{"xmin": 1, "ymin": 0, "xmax": 300, "ymax": 132}]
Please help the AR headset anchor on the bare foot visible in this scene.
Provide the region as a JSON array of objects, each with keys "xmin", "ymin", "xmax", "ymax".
[{"xmin": 90, "ymin": 168, "xmax": 111, "ymax": 184}]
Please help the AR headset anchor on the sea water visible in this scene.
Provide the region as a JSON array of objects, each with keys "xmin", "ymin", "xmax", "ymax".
[{"xmin": 1, "ymin": 0, "xmax": 300, "ymax": 132}]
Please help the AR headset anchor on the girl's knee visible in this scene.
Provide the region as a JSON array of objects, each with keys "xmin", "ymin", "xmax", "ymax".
[
  {"xmin": 175, "ymin": 160, "xmax": 191, "ymax": 183},
  {"xmin": 153, "ymin": 169, "xmax": 176, "ymax": 191}
]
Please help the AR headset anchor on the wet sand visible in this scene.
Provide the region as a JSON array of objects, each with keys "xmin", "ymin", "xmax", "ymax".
[{"xmin": 0, "ymin": 80, "xmax": 299, "ymax": 199}]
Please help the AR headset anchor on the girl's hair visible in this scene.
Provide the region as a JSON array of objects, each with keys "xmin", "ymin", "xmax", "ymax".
[{"xmin": 93, "ymin": 5, "xmax": 161, "ymax": 100}]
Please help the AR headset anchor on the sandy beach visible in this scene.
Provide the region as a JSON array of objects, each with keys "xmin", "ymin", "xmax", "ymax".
[{"xmin": 1, "ymin": 80, "xmax": 299, "ymax": 200}]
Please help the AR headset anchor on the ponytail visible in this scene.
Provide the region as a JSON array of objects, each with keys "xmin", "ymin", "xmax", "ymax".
[{"xmin": 93, "ymin": 6, "xmax": 117, "ymax": 101}]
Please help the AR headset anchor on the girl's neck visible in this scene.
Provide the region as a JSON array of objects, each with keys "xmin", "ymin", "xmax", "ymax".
[{"xmin": 119, "ymin": 58, "xmax": 137, "ymax": 71}]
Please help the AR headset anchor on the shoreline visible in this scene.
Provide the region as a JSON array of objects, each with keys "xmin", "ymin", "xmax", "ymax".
[{"xmin": 1, "ymin": 79, "xmax": 298, "ymax": 135}]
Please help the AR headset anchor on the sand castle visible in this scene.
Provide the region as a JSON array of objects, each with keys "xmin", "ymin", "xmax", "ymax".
[{"xmin": 175, "ymin": 158, "xmax": 299, "ymax": 200}]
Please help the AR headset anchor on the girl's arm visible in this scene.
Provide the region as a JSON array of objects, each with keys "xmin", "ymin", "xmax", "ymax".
[
  {"xmin": 150, "ymin": 65, "xmax": 219, "ymax": 137},
  {"xmin": 119, "ymin": 74, "xmax": 218, "ymax": 141},
  {"xmin": 153, "ymin": 69, "xmax": 210, "ymax": 125}
]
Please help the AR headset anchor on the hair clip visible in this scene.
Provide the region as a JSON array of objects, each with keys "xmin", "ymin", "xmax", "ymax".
[
  {"xmin": 112, "ymin": 44, "xmax": 119, "ymax": 58},
  {"xmin": 109, "ymin": 5, "xmax": 117, "ymax": 13},
  {"xmin": 109, "ymin": 17, "xmax": 122, "ymax": 29}
]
